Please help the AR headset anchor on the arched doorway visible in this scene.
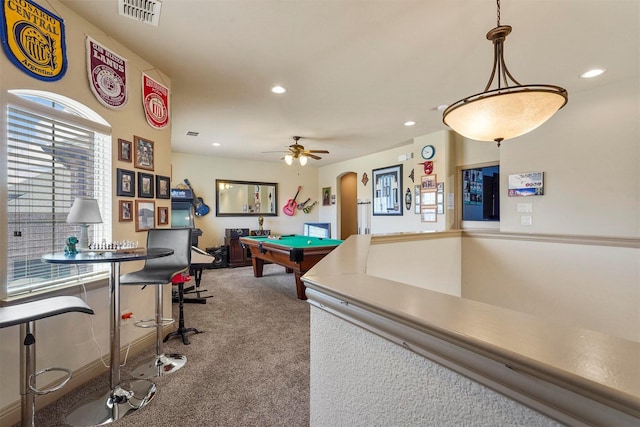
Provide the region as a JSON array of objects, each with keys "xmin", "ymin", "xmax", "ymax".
[{"xmin": 338, "ymin": 172, "xmax": 357, "ymax": 239}]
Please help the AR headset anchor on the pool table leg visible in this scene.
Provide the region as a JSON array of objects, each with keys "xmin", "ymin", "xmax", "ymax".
[
  {"xmin": 252, "ymin": 257, "xmax": 264, "ymax": 277},
  {"xmin": 294, "ymin": 273, "xmax": 307, "ymax": 300}
]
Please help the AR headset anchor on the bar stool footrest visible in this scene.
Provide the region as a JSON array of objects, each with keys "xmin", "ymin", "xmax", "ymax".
[
  {"xmin": 29, "ymin": 367, "xmax": 72, "ymax": 395},
  {"xmin": 133, "ymin": 317, "xmax": 175, "ymax": 328}
]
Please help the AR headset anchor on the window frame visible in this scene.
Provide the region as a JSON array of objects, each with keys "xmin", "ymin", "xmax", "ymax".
[{"xmin": 3, "ymin": 90, "xmax": 112, "ymax": 299}]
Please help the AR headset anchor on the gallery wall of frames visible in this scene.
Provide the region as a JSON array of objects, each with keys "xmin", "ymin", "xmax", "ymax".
[{"xmin": 116, "ymin": 136, "xmax": 171, "ymax": 231}]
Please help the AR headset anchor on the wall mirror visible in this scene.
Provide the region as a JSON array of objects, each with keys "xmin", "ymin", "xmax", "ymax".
[{"xmin": 215, "ymin": 179, "xmax": 278, "ymax": 217}]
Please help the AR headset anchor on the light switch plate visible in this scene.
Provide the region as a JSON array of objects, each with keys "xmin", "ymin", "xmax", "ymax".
[{"xmin": 517, "ymin": 203, "xmax": 532, "ymax": 213}]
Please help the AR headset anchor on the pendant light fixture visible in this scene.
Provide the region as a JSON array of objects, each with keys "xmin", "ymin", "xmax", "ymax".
[{"xmin": 442, "ymin": 0, "xmax": 568, "ymax": 146}]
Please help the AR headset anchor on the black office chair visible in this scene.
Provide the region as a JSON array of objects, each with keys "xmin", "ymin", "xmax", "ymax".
[
  {"xmin": 120, "ymin": 228, "xmax": 191, "ymax": 378},
  {"xmin": 0, "ymin": 296, "xmax": 94, "ymax": 427}
]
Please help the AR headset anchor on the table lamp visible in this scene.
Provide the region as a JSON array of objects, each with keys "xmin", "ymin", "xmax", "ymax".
[{"xmin": 66, "ymin": 197, "xmax": 103, "ymax": 251}]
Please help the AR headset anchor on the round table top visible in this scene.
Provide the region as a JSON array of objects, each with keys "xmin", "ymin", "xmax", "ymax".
[{"xmin": 42, "ymin": 247, "xmax": 174, "ymax": 264}]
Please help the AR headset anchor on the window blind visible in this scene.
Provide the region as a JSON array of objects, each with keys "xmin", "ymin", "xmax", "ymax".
[{"xmin": 6, "ymin": 95, "xmax": 112, "ymax": 296}]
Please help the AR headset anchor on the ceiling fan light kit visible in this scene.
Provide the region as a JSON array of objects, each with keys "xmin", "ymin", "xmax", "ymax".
[
  {"xmin": 276, "ymin": 136, "xmax": 330, "ymax": 166},
  {"xmin": 442, "ymin": 0, "xmax": 568, "ymax": 146}
]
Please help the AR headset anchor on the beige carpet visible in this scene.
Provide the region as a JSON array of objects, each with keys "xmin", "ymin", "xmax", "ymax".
[{"xmin": 31, "ymin": 264, "xmax": 310, "ymax": 427}]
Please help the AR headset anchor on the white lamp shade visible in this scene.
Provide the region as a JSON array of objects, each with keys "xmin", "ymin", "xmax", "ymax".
[
  {"xmin": 299, "ymin": 155, "xmax": 308, "ymax": 166},
  {"xmin": 67, "ymin": 197, "xmax": 103, "ymax": 224},
  {"xmin": 284, "ymin": 154, "xmax": 293, "ymax": 165},
  {"xmin": 443, "ymin": 86, "xmax": 567, "ymax": 142}
]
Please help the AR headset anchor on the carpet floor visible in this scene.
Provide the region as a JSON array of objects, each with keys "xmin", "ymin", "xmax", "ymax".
[{"xmin": 30, "ymin": 264, "xmax": 310, "ymax": 427}]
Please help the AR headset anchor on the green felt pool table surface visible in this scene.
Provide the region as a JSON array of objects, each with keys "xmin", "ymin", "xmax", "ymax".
[{"xmin": 239, "ymin": 234, "xmax": 343, "ymax": 299}]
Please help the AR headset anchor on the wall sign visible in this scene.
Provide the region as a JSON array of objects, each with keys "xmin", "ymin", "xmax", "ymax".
[{"xmin": 508, "ymin": 172, "xmax": 544, "ymax": 197}]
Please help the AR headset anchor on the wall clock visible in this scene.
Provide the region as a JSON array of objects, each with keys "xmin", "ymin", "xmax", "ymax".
[{"xmin": 421, "ymin": 145, "xmax": 435, "ymax": 160}]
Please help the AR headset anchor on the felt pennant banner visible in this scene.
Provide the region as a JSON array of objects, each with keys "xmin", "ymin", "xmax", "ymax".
[
  {"xmin": 142, "ymin": 72, "xmax": 169, "ymax": 129},
  {"xmin": 86, "ymin": 36, "xmax": 128, "ymax": 109},
  {"xmin": 0, "ymin": 0, "xmax": 67, "ymax": 81}
]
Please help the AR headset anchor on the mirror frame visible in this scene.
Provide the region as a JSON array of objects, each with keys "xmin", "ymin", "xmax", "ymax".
[{"xmin": 215, "ymin": 179, "xmax": 279, "ymax": 217}]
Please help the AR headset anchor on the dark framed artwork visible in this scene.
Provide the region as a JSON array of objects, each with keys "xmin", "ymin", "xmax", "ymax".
[
  {"xmin": 116, "ymin": 168, "xmax": 135, "ymax": 197},
  {"xmin": 135, "ymin": 200, "xmax": 155, "ymax": 232},
  {"xmin": 372, "ymin": 164, "xmax": 403, "ymax": 216},
  {"xmin": 119, "ymin": 200, "xmax": 133, "ymax": 222},
  {"xmin": 137, "ymin": 172, "xmax": 155, "ymax": 198},
  {"xmin": 322, "ymin": 187, "xmax": 331, "ymax": 206},
  {"xmin": 133, "ymin": 135, "xmax": 154, "ymax": 171},
  {"xmin": 157, "ymin": 206, "xmax": 169, "ymax": 226},
  {"xmin": 118, "ymin": 139, "xmax": 132, "ymax": 162},
  {"xmin": 155, "ymin": 175, "xmax": 171, "ymax": 199}
]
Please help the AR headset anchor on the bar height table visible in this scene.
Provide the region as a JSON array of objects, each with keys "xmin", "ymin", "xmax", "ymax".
[{"xmin": 42, "ymin": 248, "xmax": 173, "ymax": 426}]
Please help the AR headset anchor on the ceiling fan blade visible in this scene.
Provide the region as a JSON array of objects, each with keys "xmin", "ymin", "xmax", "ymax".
[
  {"xmin": 306, "ymin": 153, "xmax": 322, "ymax": 160},
  {"xmin": 307, "ymin": 149, "xmax": 329, "ymax": 154}
]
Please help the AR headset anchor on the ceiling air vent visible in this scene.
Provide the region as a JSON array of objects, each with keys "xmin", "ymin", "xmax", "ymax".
[{"xmin": 118, "ymin": 0, "xmax": 162, "ymax": 26}]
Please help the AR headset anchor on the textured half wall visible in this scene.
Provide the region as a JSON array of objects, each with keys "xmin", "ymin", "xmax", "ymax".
[{"xmin": 310, "ymin": 306, "xmax": 561, "ymax": 426}]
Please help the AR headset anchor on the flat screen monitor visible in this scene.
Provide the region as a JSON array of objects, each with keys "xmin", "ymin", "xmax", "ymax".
[{"xmin": 303, "ymin": 222, "xmax": 331, "ymax": 239}]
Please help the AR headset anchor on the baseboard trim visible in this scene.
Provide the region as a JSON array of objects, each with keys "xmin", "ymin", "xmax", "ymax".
[{"xmin": 0, "ymin": 329, "xmax": 165, "ymax": 427}]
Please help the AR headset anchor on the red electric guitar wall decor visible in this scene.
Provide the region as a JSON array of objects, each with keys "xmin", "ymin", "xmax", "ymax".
[{"xmin": 283, "ymin": 186, "xmax": 302, "ymax": 216}]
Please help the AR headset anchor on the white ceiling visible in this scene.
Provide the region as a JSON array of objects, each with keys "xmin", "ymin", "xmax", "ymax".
[{"xmin": 59, "ymin": 0, "xmax": 639, "ymax": 166}]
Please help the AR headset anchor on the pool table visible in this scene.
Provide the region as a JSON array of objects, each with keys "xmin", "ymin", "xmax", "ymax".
[{"xmin": 239, "ymin": 234, "xmax": 343, "ymax": 300}]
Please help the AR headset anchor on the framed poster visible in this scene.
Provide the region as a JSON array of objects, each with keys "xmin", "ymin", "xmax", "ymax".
[
  {"xmin": 133, "ymin": 135, "xmax": 154, "ymax": 170},
  {"xmin": 119, "ymin": 200, "xmax": 133, "ymax": 222},
  {"xmin": 137, "ymin": 172, "xmax": 154, "ymax": 198},
  {"xmin": 421, "ymin": 174, "xmax": 437, "ymax": 191},
  {"xmin": 116, "ymin": 168, "xmax": 135, "ymax": 197},
  {"xmin": 157, "ymin": 206, "xmax": 169, "ymax": 225},
  {"xmin": 135, "ymin": 200, "xmax": 155, "ymax": 231},
  {"xmin": 421, "ymin": 206, "xmax": 437, "ymax": 222},
  {"xmin": 421, "ymin": 190, "xmax": 436, "ymax": 206},
  {"xmin": 118, "ymin": 139, "xmax": 132, "ymax": 162},
  {"xmin": 372, "ymin": 164, "xmax": 403, "ymax": 216},
  {"xmin": 156, "ymin": 175, "xmax": 171, "ymax": 199}
]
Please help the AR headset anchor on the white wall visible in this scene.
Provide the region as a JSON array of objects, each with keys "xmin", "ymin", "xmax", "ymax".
[
  {"xmin": 171, "ymin": 152, "xmax": 320, "ymax": 248},
  {"xmin": 498, "ymin": 77, "xmax": 639, "ymax": 237},
  {"xmin": 310, "ymin": 307, "xmax": 559, "ymax": 427}
]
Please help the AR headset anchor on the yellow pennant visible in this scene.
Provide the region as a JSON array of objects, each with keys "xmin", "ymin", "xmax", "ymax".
[{"xmin": 1, "ymin": 0, "xmax": 67, "ymax": 81}]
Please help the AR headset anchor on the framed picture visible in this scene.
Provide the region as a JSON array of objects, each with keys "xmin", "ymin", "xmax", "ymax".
[
  {"xmin": 421, "ymin": 190, "xmax": 436, "ymax": 206},
  {"xmin": 414, "ymin": 185, "xmax": 420, "ymax": 214},
  {"xmin": 322, "ymin": 187, "xmax": 331, "ymax": 206},
  {"xmin": 421, "ymin": 174, "xmax": 437, "ymax": 191},
  {"xmin": 118, "ymin": 139, "xmax": 132, "ymax": 162},
  {"xmin": 135, "ymin": 200, "xmax": 155, "ymax": 232},
  {"xmin": 372, "ymin": 164, "xmax": 403, "ymax": 216},
  {"xmin": 133, "ymin": 135, "xmax": 154, "ymax": 171},
  {"xmin": 119, "ymin": 200, "xmax": 133, "ymax": 222},
  {"xmin": 116, "ymin": 168, "xmax": 135, "ymax": 197},
  {"xmin": 137, "ymin": 172, "xmax": 155, "ymax": 198},
  {"xmin": 156, "ymin": 175, "xmax": 171, "ymax": 199},
  {"xmin": 421, "ymin": 206, "xmax": 437, "ymax": 222},
  {"xmin": 157, "ymin": 206, "xmax": 169, "ymax": 225}
]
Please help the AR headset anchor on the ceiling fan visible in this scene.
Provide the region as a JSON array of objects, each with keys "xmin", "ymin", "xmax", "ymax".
[{"xmin": 266, "ymin": 136, "xmax": 330, "ymax": 165}]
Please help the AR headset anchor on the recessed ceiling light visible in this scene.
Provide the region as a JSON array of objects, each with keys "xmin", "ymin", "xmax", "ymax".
[
  {"xmin": 271, "ymin": 85, "xmax": 286, "ymax": 94},
  {"xmin": 580, "ymin": 68, "xmax": 606, "ymax": 79},
  {"xmin": 186, "ymin": 131, "xmax": 199, "ymax": 136},
  {"xmin": 404, "ymin": 121, "xmax": 416, "ymax": 126},
  {"xmin": 212, "ymin": 142, "xmax": 220, "ymax": 147}
]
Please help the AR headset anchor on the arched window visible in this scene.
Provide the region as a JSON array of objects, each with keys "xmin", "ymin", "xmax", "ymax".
[{"xmin": 5, "ymin": 90, "xmax": 112, "ymax": 296}]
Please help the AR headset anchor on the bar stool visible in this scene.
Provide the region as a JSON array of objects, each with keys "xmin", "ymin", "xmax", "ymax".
[
  {"xmin": 0, "ymin": 296, "xmax": 94, "ymax": 427},
  {"xmin": 164, "ymin": 273, "xmax": 202, "ymax": 345},
  {"xmin": 120, "ymin": 228, "xmax": 191, "ymax": 379}
]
